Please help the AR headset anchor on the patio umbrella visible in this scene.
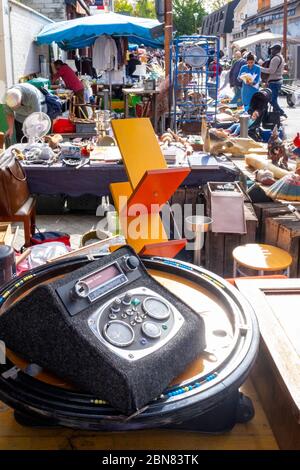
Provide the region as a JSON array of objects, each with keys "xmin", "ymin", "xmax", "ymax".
[
  {"xmin": 36, "ymin": 12, "xmax": 164, "ymax": 50},
  {"xmin": 266, "ymin": 172, "xmax": 300, "ymax": 201}
]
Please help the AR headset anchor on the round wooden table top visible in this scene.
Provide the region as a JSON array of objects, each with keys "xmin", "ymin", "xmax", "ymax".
[{"xmin": 232, "ymin": 243, "xmax": 293, "ymax": 271}]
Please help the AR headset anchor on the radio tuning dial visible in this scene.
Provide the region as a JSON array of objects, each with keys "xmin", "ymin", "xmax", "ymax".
[
  {"xmin": 122, "ymin": 293, "xmax": 132, "ymax": 305},
  {"xmin": 124, "ymin": 256, "xmax": 139, "ymax": 271},
  {"xmin": 111, "ymin": 298, "xmax": 121, "ymax": 313}
]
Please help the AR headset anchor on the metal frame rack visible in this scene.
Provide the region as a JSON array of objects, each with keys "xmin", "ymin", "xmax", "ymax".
[{"xmin": 172, "ymin": 35, "xmax": 220, "ymax": 132}]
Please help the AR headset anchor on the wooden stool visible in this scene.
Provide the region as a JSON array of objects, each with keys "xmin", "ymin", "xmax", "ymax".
[
  {"xmin": 0, "ymin": 197, "xmax": 36, "ymax": 247},
  {"xmin": 232, "ymin": 243, "xmax": 292, "ymax": 277}
]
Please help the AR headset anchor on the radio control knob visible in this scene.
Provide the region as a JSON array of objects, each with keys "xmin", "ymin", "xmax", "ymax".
[
  {"xmin": 122, "ymin": 293, "xmax": 132, "ymax": 305},
  {"xmin": 111, "ymin": 298, "xmax": 121, "ymax": 312},
  {"xmin": 125, "ymin": 256, "xmax": 139, "ymax": 271}
]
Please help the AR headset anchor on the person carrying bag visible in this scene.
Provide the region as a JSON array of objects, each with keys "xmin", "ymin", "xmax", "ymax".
[{"xmin": 260, "ymin": 44, "xmax": 287, "ymax": 118}]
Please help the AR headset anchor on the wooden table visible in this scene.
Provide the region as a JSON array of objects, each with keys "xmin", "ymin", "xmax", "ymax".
[
  {"xmin": 122, "ymin": 87, "xmax": 160, "ymax": 132},
  {"xmin": 236, "ymin": 278, "xmax": 300, "ymax": 449},
  {"xmin": 232, "ymin": 243, "xmax": 292, "ymax": 277}
]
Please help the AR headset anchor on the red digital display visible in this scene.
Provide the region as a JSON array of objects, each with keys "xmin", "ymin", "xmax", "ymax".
[{"xmin": 83, "ymin": 264, "xmax": 121, "ymax": 291}]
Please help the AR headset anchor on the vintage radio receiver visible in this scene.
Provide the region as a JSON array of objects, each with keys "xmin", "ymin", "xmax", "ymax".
[{"xmin": 0, "ymin": 246, "xmax": 205, "ymax": 414}]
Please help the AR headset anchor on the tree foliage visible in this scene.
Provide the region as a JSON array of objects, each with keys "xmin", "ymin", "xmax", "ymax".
[
  {"xmin": 134, "ymin": 0, "xmax": 156, "ymax": 19},
  {"xmin": 209, "ymin": 0, "xmax": 231, "ymax": 12},
  {"xmin": 173, "ymin": 0, "xmax": 207, "ymax": 36},
  {"xmin": 114, "ymin": 0, "xmax": 134, "ymax": 16}
]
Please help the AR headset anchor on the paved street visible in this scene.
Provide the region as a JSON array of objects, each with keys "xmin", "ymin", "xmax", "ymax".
[{"xmin": 279, "ymin": 96, "xmax": 300, "ymax": 139}]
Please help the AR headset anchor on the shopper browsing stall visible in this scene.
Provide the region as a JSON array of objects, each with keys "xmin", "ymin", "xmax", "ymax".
[
  {"xmin": 229, "ymin": 51, "xmax": 247, "ymax": 105},
  {"xmin": 238, "ymin": 53, "xmax": 261, "ymax": 111},
  {"xmin": 4, "ymin": 83, "xmax": 47, "ymax": 142},
  {"xmin": 52, "ymin": 60, "xmax": 85, "ymax": 103}
]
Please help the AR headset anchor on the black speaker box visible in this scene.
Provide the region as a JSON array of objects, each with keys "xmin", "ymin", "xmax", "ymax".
[{"xmin": 0, "ymin": 246, "xmax": 206, "ymax": 414}]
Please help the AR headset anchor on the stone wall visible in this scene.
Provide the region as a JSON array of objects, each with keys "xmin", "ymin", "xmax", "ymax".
[{"xmin": 20, "ymin": 0, "xmax": 67, "ymax": 22}]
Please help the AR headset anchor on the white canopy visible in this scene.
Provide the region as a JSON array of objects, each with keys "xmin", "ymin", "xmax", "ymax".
[{"xmin": 232, "ymin": 32, "xmax": 300, "ymax": 49}]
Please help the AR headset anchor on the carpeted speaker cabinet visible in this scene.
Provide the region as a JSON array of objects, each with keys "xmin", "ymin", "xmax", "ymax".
[{"xmin": 0, "ymin": 246, "xmax": 206, "ymax": 415}]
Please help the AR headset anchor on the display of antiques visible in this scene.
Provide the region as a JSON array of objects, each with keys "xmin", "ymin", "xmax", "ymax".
[
  {"xmin": 94, "ymin": 110, "xmax": 116, "ymax": 147},
  {"xmin": 159, "ymin": 128, "xmax": 193, "ymax": 164},
  {"xmin": 266, "ymin": 169, "xmax": 300, "ymax": 201},
  {"xmin": 267, "ymin": 125, "xmax": 288, "ymax": 170}
]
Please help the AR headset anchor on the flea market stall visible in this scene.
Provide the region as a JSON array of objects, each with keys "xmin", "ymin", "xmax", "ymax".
[{"xmin": 1, "ymin": 12, "xmax": 300, "ymax": 450}]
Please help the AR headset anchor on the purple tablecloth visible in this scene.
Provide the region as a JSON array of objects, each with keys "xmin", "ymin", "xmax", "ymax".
[{"xmin": 23, "ymin": 163, "xmax": 238, "ymax": 197}]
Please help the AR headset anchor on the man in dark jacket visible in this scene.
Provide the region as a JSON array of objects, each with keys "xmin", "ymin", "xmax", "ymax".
[
  {"xmin": 260, "ymin": 44, "xmax": 286, "ymax": 117},
  {"xmin": 229, "ymin": 52, "xmax": 247, "ymax": 105}
]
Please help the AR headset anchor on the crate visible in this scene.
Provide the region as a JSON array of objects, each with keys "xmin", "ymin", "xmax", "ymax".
[
  {"xmin": 205, "ymin": 203, "xmax": 258, "ymax": 277},
  {"xmin": 265, "ymin": 215, "xmax": 300, "ymax": 277},
  {"xmin": 168, "ymin": 186, "xmax": 202, "ymax": 237},
  {"xmin": 0, "ymin": 223, "xmax": 12, "ymax": 245},
  {"xmin": 253, "ymin": 202, "xmax": 291, "ymax": 242}
]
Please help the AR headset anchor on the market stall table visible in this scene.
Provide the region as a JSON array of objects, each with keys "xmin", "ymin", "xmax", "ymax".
[{"xmin": 22, "ymin": 160, "xmax": 238, "ymax": 197}]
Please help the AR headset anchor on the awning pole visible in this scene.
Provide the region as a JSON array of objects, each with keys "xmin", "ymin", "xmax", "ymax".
[
  {"xmin": 283, "ymin": 0, "xmax": 288, "ymax": 61},
  {"xmin": 164, "ymin": 0, "xmax": 172, "ymax": 78}
]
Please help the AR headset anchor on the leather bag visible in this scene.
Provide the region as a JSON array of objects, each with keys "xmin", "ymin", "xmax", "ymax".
[{"xmin": 0, "ymin": 151, "xmax": 30, "ymax": 216}]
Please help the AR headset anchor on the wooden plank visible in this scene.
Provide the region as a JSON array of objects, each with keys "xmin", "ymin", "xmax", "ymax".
[
  {"xmin": 0, "ymin": 379, "xmax": 278, "ymax": 450},
  {"xmin": 223, "ymin": 233, "xmax": 240, "ymax": 277},
  {"xmin": 251, "ymin": 343, "xmax": 300, "ymax": 450},
  {"xmin": 205, "ymin": 232, "xmax": 224, "ymax": 275},
  {"xmin": 243, "ymin": 203, "xmax": 258, "ymax": 244},
  {"xmin": 265, "ymin": 217, "xmax": 281, "ymax": 246},
  {"xmin": 184, "ymin": 187, "xmax": 200, "ymax": 217},
  {"xmin": 111, "ymin": 118, "xmax": 167, "ymax": 189},
  {"xmin": 236, "ymin": 278, "xmax": 300, "ymax": 449},
  {"xmin": 169, "ymin": 187, "xmax": 186, "ymax": 207}
]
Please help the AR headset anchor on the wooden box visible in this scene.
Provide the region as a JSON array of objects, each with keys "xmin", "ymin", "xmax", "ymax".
[
  {"xmin": 168, "ymin": 186, "xmax": 201, "ymax": 236},
  {"xmin": 265, "ymin": 214, "xmax": 300, "ymax": 277},
  {"xmin": 253, "ymin": 201, "xmax": 291, "ymax": 242}
]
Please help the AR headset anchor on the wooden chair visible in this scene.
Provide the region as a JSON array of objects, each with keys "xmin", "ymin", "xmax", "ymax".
[
  {"xmin": 0, "ymin": 197, "xmax": 36, "ymax": 247},
  {"xmin": 69, "ymin": 94, "xmax": 102, "ymax": 122}
]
